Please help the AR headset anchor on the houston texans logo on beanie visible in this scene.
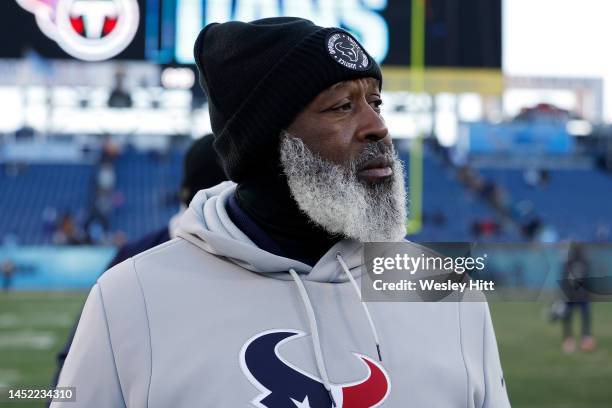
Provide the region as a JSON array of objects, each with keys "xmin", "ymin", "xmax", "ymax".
[
  {"xmin": 193, "ymin": 17, "xmax": 382, "ymax": 183},
  {"xmin": 240, "ymin": 330, "xmax": 390, "ymax": 408},
  {"xmin": 327, "ymin": 32, "xmax": 370, "ymax": 71}
]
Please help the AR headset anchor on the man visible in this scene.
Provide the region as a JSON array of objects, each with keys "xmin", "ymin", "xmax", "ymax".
[
  {"xmin": 560, "ymin": 242, "xmax": 596, "ymax": 352},
  {"xmin": 1, "ymin": 259, "xmax": 15, "ymax": 292},
  {"xmin": 53, "ymin": 18, "xmax": 510, "ymax": 407}
]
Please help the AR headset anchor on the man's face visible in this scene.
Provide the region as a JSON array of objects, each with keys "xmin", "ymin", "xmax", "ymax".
[
  {"xmin": 280, "ymin": 78, "xmax": 407, "ymax": 243},
  {"xmin": 286, "ymin": 77, "xmax": 392, "ymax": 184}
]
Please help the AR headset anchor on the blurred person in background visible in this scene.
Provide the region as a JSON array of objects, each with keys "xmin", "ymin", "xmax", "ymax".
[
  {"xmin": 1, "ymin": 259, "xmax": 15, "ymax": 292},
  {"xmin": 84, "ymin": 137, "xmax": 119, "ymax": 244},
  {"xmin": 560, "ymin": 242, "xmax": 596, "ymax": 353},
  {"xmin": 50, "ymin": 134, "xmax": 227, "ymax": 392},
  {"xmin": 107, "ymin": 69, "xmax": 133, "ymax": 108},
  {"xmin": 52, "ymin": 213, "xmax": 87, "ymax": 245}
]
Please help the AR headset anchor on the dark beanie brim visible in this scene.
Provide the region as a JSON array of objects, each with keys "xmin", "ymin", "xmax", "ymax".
[{"xmin": 194, "ymin": 18, "xmax": 382, "ymax": 182}]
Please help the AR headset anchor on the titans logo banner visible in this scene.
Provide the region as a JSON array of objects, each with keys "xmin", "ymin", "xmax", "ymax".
[{"xmin": 16, "ymin": 0, "xmax": 139, "ymax": 61}]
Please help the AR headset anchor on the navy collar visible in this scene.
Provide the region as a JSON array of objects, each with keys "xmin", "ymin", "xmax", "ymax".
[{"xmin": 226, "ymin": 192, "xmax": 286, "ymax": 258}]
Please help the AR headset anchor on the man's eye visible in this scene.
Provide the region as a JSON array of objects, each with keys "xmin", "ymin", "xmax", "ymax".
[
  {"xmin": 332, "ymin": 102, "xmax": 352, "ymax": 112},
  {"xmin": 370, "ymin": 99, "xmax": 383, "ymax": 111}
]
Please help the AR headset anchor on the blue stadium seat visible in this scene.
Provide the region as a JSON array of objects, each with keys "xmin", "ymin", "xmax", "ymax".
[
  {"xmin": 110, "ymin": 149, "xmax": 183, "ymax": 240},
  {"xmin": 398, "ymin": 147, "xmax": 520, "ymax": 242},
  {"xmin": 479, "ymin": 168, "xmax": 612, "ymax": 241},
  {"xmin": 0, "ymin": 164, "xmax": 95, "ymax": 245}
]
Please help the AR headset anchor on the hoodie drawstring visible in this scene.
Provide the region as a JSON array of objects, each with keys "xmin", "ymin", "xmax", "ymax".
[
  {"xmin": 288, "ymin": 255, "xmax": 383, "ymax": 407},
  {"xmin": 289, "ymin": 268, "xmax": 337, "ymax": 407},
  {"xmin": 336, "ymin": 253, "xmax": 383, "ymax": 362}
]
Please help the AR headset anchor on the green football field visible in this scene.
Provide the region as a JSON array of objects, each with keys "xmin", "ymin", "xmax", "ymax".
[{"xmin": 1, "ymin": 292, "xmax": 611, "ymax": 407}]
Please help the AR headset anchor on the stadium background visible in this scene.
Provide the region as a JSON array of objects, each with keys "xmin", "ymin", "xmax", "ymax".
[{"xmin": 1, "ymin": 0, "xmax": 611, "ymax": 407}]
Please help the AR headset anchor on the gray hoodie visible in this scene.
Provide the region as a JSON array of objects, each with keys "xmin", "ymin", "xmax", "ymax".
[{"xmin": 52, "ymin": 182, "xmax": 511, "ymax": 407}]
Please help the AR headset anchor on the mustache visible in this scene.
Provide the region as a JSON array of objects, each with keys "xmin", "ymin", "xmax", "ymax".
[
  {"xmin": 279, "ymin": 130, "xmax": 396, "ymax": 175},
  {"xmin": 351, "ymin": 141, "xmax": 396, "ymax": 172}
]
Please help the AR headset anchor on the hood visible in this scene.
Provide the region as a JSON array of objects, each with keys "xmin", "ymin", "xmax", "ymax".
[{"xmin": 176, "ymin": 182, "xmax": 364, "ymax": 283}]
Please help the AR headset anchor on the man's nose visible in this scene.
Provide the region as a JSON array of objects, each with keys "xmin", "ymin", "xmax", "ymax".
[{"xmin": 355, "ymin": 103, "xmax": 389, "ymax": 143}]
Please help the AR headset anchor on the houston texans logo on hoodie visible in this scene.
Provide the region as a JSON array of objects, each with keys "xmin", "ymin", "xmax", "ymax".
[{"xmin": 240, "ymin": 330, "xmax": 390, "ymax": 407}]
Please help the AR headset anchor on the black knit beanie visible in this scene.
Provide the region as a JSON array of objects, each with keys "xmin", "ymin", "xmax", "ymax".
[{"xmin": 193, "ymin": 17, "xmax": 382, "ymax": 182}]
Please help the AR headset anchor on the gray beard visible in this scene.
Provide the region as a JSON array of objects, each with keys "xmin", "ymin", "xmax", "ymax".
[{"xmin": 279, "ymin": 132, "xmax": 408, "ymax": 242}]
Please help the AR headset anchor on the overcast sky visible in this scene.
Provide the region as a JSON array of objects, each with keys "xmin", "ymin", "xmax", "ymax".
[{"xmin": 504, "ymin": 0, "xmax": 612, "ymax": 121}]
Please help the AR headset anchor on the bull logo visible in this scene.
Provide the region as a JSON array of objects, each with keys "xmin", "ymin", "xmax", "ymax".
[
  {"xmin": 15, "ymin": 0, "xmax": 139, "ymax": 61},
  {"xmin": 326, "ymin": 32, "xmax": 370, "ymax": 72},
  {"xmin": 240, "ymin": 330, "xmax": 390, "ymax": 407},
  {"xmin": 334, "ymin": 42, "xmax": 359, "ymax": 63}
]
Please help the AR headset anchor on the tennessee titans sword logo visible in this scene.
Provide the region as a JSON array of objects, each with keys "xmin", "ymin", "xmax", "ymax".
[
  {"xmin": 240, "ymin": 329, "xmax": 390, "ymax": 407},
  {"xmin": 16, "ymin": 0, "xmax": 139, "ymax": 61}
]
